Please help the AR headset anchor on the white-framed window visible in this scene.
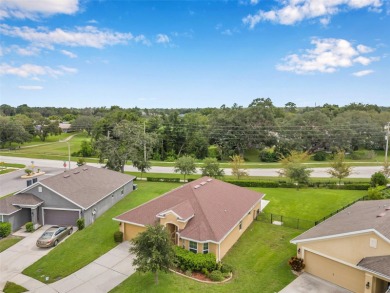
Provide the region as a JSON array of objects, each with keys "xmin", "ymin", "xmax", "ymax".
[
  {"xmin": 189, "ymin": 241, "xmax": 197, "ymax": 253},
  {"xmin": 203, "ymin": 243, "xmax": 209, "ymax": 254},
  {"xmin": 239, "ymin": 221, "xmax": 242, "ymax": 230},
  {"xmin": 38, "ymin": 186, "xmax": 42, "ymax": 193},
  {"xmin": 181, "ymin": 239, "xmax": 185, "ymax": 249}
]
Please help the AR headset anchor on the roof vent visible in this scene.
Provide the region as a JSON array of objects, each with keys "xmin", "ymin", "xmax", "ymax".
[
  {"xmin": 63, "ymin": 174, "xmax": 70, "ymax": 178},
  {"xmin": 73, "ymin": 171, "xmax": 80, "ymax": 174},
  {"xmin": 207, "ymin": 178, "xmax": 212, "ymax": 182},
  {"xmin": 200, "ymin": 182, "xmax": 207, "ymax": 186},
  {"xmin": 194, "ymin": 185, "xmax": 201, "ymax": 189},
  {"xmin": 377, "ymin": 212, "xmax": 386, "ymax": 217}
]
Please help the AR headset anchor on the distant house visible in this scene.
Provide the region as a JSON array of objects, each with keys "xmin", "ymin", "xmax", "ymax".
[
  {"xmin": 291, "ymin": 199, "xmax": 390, "ymax": 293},
  {"xmin": 0, "ymin": 165, "xmax": 135, "ymax": 231},
  {"xmin": 59, "ymin": 122, "xmax": 72, "ymax": 133},
  {"xmin": 114, "ymin": 177, "xmax": 263, "ymax": 261}
]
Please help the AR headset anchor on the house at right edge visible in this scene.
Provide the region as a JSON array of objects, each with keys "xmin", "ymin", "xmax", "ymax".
[{"xmin": 291, "ymin": 199, "xmax": 390, "ymax": 293}]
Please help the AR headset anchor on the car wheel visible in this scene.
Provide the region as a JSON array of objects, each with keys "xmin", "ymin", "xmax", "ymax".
[
  {"xmin": 54, "ymin": 240, "xmax": 59, "ymax": 247},
  {"xmin": 68, "ymin": 228, "xmax": 73, "ymax": 235}
]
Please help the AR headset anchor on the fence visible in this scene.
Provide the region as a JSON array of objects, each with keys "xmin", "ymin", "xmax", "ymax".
[
  {"xmin": 314, "ymin": 195, "xmax": 368, "ymax": 225},
  {"xmin": 256, "ymin": 212, "xmax": 316, "ymax": 230}
]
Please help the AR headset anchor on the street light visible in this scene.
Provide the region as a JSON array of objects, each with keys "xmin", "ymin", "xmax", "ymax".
[{"xmin": 60, "ymin": 140, "xmax": 71, "ymax": 170}]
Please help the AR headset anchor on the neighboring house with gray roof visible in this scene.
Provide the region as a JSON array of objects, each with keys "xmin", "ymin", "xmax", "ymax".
[
  {"xmin": 0, "ymin": 165, "xmax": 135, "ymax": 231},
  {"xmin": 290, "ymin": 199, "xmax": 390, "ymax": 293},
  {"xmin": 114, "ymin": 177, "xmax": 263, "ymax": 261}
]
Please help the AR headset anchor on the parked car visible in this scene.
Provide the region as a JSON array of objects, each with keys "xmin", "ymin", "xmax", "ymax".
[{"xmin": 36, "ymin": 226, "xmax": 73, "ymax": 248}]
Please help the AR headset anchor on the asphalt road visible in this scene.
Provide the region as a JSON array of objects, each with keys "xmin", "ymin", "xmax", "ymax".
[{"xmin": 1, "ymin": 155, "xmax": 382, "ymax": 179}]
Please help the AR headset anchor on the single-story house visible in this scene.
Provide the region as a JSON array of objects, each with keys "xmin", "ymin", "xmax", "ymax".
[
  {"xmin": 59, "ymin": 122, "xmax": 72, "ymax": 133},
  {"xmin": 114, "ymin": 177, "xmax": 263, "ymax": 261},
  {"xmin": 291, "ymin": 199, "xmax": 390, "ymax": 293},
  {"xmin": 0, "ymin": 165, "xmax": 135, "ymax": 231}
]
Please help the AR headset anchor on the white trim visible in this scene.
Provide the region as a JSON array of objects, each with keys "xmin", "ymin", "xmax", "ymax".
[
  {"xmin": 156, "ymin": 210, "xmax": 194, "ymax": 222},
  {"xmin": 42, "ymin": 207, "xmax": 81, "ymax": 225},
  {"xmin": 179, "ymin": 235, "xmax": 219, "ymax": 245},
  {"xmin": 0, "ymin": 208, "xmax": 22, "ymax": 216},
  {"xmin": 177, "ymin": 215, "xmax": 194, "ymax": 222},
  {"xmin": 12, "ymin": 203, "xmax": 43, "ymax": 209},
  {"xmin": 358, "ymin": 266, "xmax": 390, "ymax": 282},
  {"xmin": 34, "ymin": 183, "xmax": 84, "ymax": 209},
  {"xmin": 15, "ymin": 181, "xmax": 40, "ymax": 194},
  {"xmin": 112, "ymin": 218, "xmax": 146, "ymax": 228},
  {"xmin": 291, "ymin": 229, "xmax": 390, "ymax": 245}
]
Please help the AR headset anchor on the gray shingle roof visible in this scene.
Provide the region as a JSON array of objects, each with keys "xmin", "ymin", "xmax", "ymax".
[
  {"xmin": 292, "ymin": 199, "xmax": 390, "ymax": 243},
  {"xmin": 114, "ymin": 177, "xmax": 263, "ymax": 242},
  {"xmin": 20, "ymin": 165, "xmax": 135, "ymax": 209},
  {"xmin": 0, "ymin": 193, "xmax": 43, "ymax": 215},
  {"xmin": 357, "ymin": 255, "xmax": 390, "ymax": 278}
]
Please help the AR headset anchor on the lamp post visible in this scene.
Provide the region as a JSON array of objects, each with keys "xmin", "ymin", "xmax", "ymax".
[{"xmin": 60, "ymin": 140, "xmax": 71, "ymax": 170}]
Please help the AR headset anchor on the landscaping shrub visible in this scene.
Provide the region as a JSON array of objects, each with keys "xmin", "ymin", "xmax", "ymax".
[
  {"xmin": 185, "ymin": 269, "xmax": 192, "ymax": 277},
  {"xmin": 24, "ymin": 169, "xmax": 32, "ymax": 175},
  {"xmin": 201, "ymin": 268, "xmax": 209, "ymax": 276},
  {"xmin": 113, "ymin": 231, "xmax": 123, "ymax": 243},
  {"xmin": 25, "ymin": 222, "xmax": 34, "ymax": 232},
  {"xmin": 313, "ymin": 151, "xmax": 327, "ymax": 161},
  {"xmin": 174, "ymin": 246, "xmax": 217, "ymax": 272},
  {"xmin": 259, "ymin": 149, "xmax": 278, "ymax": 162},
  {"xmin": 224, "ymin": 180, "xmax": 279, "ymax": 188},
  {"xmin": 220, "ymin": 263, "xmax": 234, "ymax": 273},
  {"xmin": 326, "ymin": 184, "xmax": 370, "ymax": 190},
  {"xmin": 0, "ymin": 222, "xmax": 11, "ymax": 238},
  {"xmin": 370, "ymin": 172, "xmax": 388, "ymax": 187},
  {"xmin": 147, "ymin": 177, "xmax": 180, "ymax": 182},
  {"xmin": 288, "ymin": 256, "xmax": 305, "ymax": 272},
  {"xmin": 209, "ymin": 270, "xmax": 224, "ymax": 282},
  {"xmin": 76, "ymin": 218, "xmax": 85, "ymax": 230}
]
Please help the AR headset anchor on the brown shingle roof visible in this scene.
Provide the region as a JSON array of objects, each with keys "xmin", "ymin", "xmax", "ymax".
[
  {"xmin": 159, "ymin": 200, "xmax": 194, "ymax": 220},
  {"xmin": 0, "ymin": 193, "xmax": 43, "ymax": 215},
  {"xmin": 114, "ymin": 177, "xmax": 263, "ymax": 242},
  {"xmin": 19, "ymin": 165, "xmax": 135, "ymax": 209},
  {"xmin": 292, "ymin": 199, "xmax": 390, "ymax": 243},
  {"xmin": 357, "ymin": 255, "xmax": 390, "ymax": 278}
]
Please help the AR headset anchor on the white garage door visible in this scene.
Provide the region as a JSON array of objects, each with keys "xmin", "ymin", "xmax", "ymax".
[{"xmin": 44, "ymin": 209, "xmax": 80, "ymax": 226}]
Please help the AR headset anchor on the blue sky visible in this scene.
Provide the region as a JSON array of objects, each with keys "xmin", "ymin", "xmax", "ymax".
[{"xmin": 0, "ymin": 0, "xmax": 389, "ymax": 108}]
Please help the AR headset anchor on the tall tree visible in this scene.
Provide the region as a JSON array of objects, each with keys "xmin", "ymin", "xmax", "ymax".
[
  {"xmin": 230, "ymin": 155, "xmax": 248, "ymax": 180},
  {"xmin": 327, "ymin": 151, "xmax": 353, "ymax": 184},
  {"xmin": 278, "ymin": 151, "xmax": 312, "ymax": 189},
  {"xmin": 174, "ymin": 156, "xmax": 196, "ymax": 181},
  {"xmin": 129, "ymin": 224, "xmax": 175, "ymax": 285},
  {"xmin": 201, "ymin": 157, "xmax": 224, "ymax": 178},
  {"xmin": 132, "ymin": 159, "xmax": 151, "ymax": 179}
]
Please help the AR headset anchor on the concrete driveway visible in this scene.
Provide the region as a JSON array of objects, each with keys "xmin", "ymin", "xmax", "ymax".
[{"xmin": 279, "ymin": 273, "xmax": 352, "ymax": 293}]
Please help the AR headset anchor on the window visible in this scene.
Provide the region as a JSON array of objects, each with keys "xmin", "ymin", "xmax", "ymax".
[
  {"xmin": 121, "ymin": 188, "xmax": 124, "ymax": 195},
  {"xmin": 181, "ymin": 239, "xmax": 185, "ymax": 249},
  {"xmin": 203, "ymin": 243, "xmax": 209, "ymax": 254},
  {"xmin": 189, "ymin": 241, "xmax": 197, "ymax": 253},
  {"xmin": 38, "ymin": 186, "xmax": 42, "ymax": 193},
  {"xmin": 239, "ymin": 221, "xmax": 242, "ymax": 230}
]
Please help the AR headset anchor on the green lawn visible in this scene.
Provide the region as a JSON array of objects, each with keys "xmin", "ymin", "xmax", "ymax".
[
  {"xmin": 0, "ymin": 236, "xmax": 23, "ymax": 253},
  {"xmin": 253, "ymin": 188, "xmax": 367, "ymax": 220},
  {"xmin": 3, "ymin": 281, "xmax": 27, "ymax": 293},
  {"xmin": 23, "ymin": 181, "xmax": 181, "ymax": 283},
  {"xmin": 110, "ymin": 222, "xmax": 300, "ymax": 293}
]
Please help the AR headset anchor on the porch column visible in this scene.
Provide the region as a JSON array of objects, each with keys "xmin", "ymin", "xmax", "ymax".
[
  {"xmin": 364, "ymin": 273, "xmax": 374, "ymax": 293},
  {"xmin": 31, "ymin": 208, "xmax": 38, "ymax": 225}
]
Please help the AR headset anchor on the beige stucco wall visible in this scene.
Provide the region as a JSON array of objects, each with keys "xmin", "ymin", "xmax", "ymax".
[
  {"xmin": 123, "ymin": 223, "xmax": 147, "ymax": 241},
  {"xmin": 159, "ymin": 213, "xmax": 188, "ymax": 230},
  {"xmin": 298, "ymin": 232, "xmax": 390, "ymax": 265},
  {"xmin": 219, "ymin": 201, "xmax": 260, "ymax": 260},
  {"xmin": 305, "ymin": 250, "xmax": 366, "ymax": 293}
]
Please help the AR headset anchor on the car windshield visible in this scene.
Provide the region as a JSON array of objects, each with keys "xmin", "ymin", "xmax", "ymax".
[{"xmin": 41, "ymin": 232, "xmax": 54, "ymax": 239}]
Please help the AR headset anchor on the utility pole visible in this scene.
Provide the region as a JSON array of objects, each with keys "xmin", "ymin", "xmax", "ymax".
[
  {"xmin": 143, "ymin": 121, "xmax": 147, "ymax": 161},
  {"xmin": 385, "ymin": 122, "xmax": 390, "ymax": 163},
  {"xmin": 107, "ymin": 130, "xmax": 110, "ymax": 138}
]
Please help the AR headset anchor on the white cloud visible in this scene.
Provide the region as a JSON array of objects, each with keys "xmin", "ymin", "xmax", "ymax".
[
  {"xmin": 222, "ymin": 29, "xmax": 233, "ymax": 36},
  {"xmin": 87, "ymin": 19, "xmax": 98, "ymax": 24},
  {"xmin": 0, "ymin": 25, "xmax": 138, "ymax": 49},
  {"xmin": 156, "ymin": 34, "xmax": 170, "ymax": 44},
  {"xmin": 250, "ymin": 0, "xmax": 259, "ymax": 4},
  {"xmin": 276, "ymin": 38, "xmax": 379, "ymax": 74},
  {"xmin": 0, "ymin": 0, "xmax": 79, "ymax": 20},
  {"xmin": 134, "ymin": 35, "xmax": 151, "ymax": 46},
  {"xmin": 60, "ymin": 49, "xmax": 77, "ymax": 58},
  {"xmin": 18, "ymin": 85, "xmax": 43, "ymax": 90},
  {"xmin": 0, "ymin": 63, "xmax": 77, "ymax": 78},
  {"xmin": 243, "ymin": 0, "xmax": 382, "ymax": 27},
  {"xmin": 353, "ymin": 69, "xmax": 374, "ymax": 76}
]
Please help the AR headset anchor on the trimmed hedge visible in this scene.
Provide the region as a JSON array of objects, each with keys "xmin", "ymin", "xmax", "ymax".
[
  {"xmin": 114, "ymin": 231, "xmax": 123, "ymax": 243},
  {"xmin": 146, "ymin": 177, "xmax": 181, "ymax": 182},
  {"xmin": 174, "ymin": 246, "xmax": 217, "ymax": 272},
  {"xmin": 25, "ymin": 222, "xmax": 34, "ymax": 232},
  {"xmin": 0, "ymin": 222, "xmax": 11, "ymax": 238}
]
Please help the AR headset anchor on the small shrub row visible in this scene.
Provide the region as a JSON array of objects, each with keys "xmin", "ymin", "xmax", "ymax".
[
  {"xmin": 326, "ymin": 184, "xmax": 370, "ymax": 190},
  {"xmin": 114, "ymin": 231, "xmax": 123, "ymax": 243},
  {"xmin": 146, "ymin": 177, "xmax": 181, "ymax": 182},
  {"xmin": 25, "ymin": 222, "xmax": 34, "ymax": 232},
  {"xmin": 0, "ymin": 222, "xmax": 11, "ymax": 238},
  {"xmin": 288, "ymin": 256, "xmax": 305, "ymax": 272},
  {"xmin": 174, "ymin": 247, "xmax": 217, "ymax": 272}
]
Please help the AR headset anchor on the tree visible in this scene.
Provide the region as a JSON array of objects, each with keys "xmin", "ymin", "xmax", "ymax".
[
  {"xmin": 174, "ymin": 156, "xmax": 196, "ymax": 181},
  {"xmin": 132, "ymin": 159, "xmax": 151, "ymax": 179},
  {"xmin": 201, "ymin": 157, "xmax": 224, "ymax": 178},
  {"xmin": 278, "ymin": 151, "xmax": 312, "ymax": 189},
  {"xmin": 94, "ymin": 121, "xmax": 157, "ymax": 173},
  {"xmin": 230, "ymin": 155, "xmax": 248, "ymax": 180},
  {"xmin": 382, "ymin": 161, "xmax": 390, "ymax": 179},
  {"xmin": 129, "ymin": 224, "xmax": 175, "ymax": 285},
  {"xmin": 327, "ymin": 151, "xmax": 353, "ymax": 184}
]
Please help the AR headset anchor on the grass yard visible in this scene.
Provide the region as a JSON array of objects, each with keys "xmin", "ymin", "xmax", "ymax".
[
  {"xmin": 110, "ymin": 222, "xmax": 300, "ymax": 293},
  {"xmin": 23, "ymin": 181, "xmax": 181, "ymax": 283},
  {"xmin": 3, "ymin": 281, "xmax": 27, "ymax": 293},
  {"xmin": 0, "ymin": 236, "xmax": 23, "ymax": 253}
]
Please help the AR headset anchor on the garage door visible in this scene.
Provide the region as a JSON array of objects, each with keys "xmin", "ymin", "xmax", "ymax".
[
  {"xmin": 44, "ymin": 209, "xmax": 80, "ymax": 226},
  {"xmin": 305, "ymin": 251, "xmax": 365, "ymax": 293}
]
